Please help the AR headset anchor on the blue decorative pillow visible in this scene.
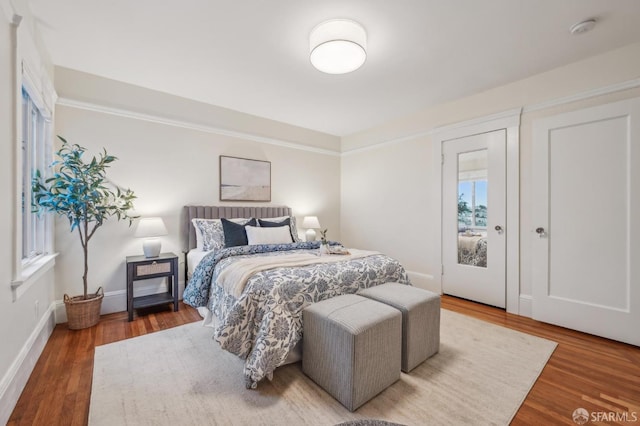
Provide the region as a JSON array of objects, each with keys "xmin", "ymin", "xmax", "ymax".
[{"xmin": 222, "ymin": 218, "xmax": 257, "ymax": 247}]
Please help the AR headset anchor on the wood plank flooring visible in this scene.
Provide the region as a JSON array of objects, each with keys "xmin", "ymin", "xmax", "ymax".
[
  {"xmin": 7, "ymin": 297, "xmax": 640, "ymax": 425},
  {"xmin": 443, "ymin": 297, "xmax": 640, "ymax": 426}
]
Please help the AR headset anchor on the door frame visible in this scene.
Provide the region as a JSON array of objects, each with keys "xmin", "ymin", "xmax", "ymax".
[{"xmin": 432, "ymin": 108, "xmax": 521, "ymax": 314}]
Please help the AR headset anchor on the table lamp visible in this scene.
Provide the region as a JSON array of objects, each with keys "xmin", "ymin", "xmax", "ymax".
[
  {"xmin": 302, "ymin": 216, "xmax": 321, "ymax": 242},
  {"xmin": 134, "ymin": 217, "xmax": 168, "ymax": 258}
]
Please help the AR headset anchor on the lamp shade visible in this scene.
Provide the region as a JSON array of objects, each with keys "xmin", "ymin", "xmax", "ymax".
[
  {"xmin": 310, "ymin": 19, "xmax": 367, "ymax": 74},
  {"xmin": 135, "ymin": 218, "xmax": 168, "ymax": 258},
  {"xmin": 302, "ymin": 216, "xmax": 321, "ymax": 229},
  {"xmin": 134, "ymin": 217, "xmax": 168, "ymax": 238},
  {"xmin": 302, "ymin": 216, "xmax": 321, "ymax": 242}
]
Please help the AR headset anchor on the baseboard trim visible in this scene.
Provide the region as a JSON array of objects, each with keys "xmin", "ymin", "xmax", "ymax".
[
  {"xmin": 519, "ymin": 294, "xmax": 533, "ymax": 318},
  {"xmin": 0, "ymin": 301, "xmax": 56, "ymax": 425},
  {"xmin": 406, "ymin": 271, "xmax": 439, "ymax": 293},
  {"xmin": 54, "ymin": 281, "xmax": 186, "ymax": 323}
]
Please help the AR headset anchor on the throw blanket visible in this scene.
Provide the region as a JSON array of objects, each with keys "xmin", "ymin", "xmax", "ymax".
[
  {"xmin": 458, "ymin": 234, "xmax": 484, "ymax": 252},
  {"xmin": 183, "ymin": 241, "xmax": 410, "ymax": 388},
  {"xmin": 218, "ymin": 249, "xmax": 380, "ymax": 298}
]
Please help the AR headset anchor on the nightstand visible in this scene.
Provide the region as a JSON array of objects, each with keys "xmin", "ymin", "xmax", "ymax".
[{"xmin": 126, "ymin": 252, "xmax": 179, "ymax": 321}]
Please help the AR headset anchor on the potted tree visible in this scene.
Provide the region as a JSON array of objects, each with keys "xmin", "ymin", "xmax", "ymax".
[{"xmin": 33, "ymin": 136, "xmax": 137, "ymax": 329}]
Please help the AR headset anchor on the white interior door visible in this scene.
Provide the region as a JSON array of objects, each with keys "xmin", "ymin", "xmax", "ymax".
[
  {"xmin": 532, "ymin": 98, "xmax": 640, "ymax": 346},
  {"xmin": 442, "ymin": 130, "xmax": 506, "ymax": 308}
]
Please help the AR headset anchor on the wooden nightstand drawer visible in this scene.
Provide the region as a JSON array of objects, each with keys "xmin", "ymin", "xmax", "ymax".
[{"xmin": 136, "ymin": 261, "xmax": 171, "ymax": 277}]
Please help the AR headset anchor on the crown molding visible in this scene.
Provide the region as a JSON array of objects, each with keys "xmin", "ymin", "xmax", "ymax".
[
  {"xmin": 57, "ymin": 77, "xmax": 640, "ymax": 158},
  {"xmin": 430, "ymin": 107, "xmax": 522, "ymax": 137},
  {"xmin": 523, "ymin": 78, "xmax": 640, "ymax": 113},
  {"xmin": 342, "ymin": 78, "xmax": 640, "ymax": 155},
  {"xmin": 341, "ymin": 129, "xmax": 432, "ymax": 156},
  {"xmin": 343, "ymin": 108, "xmax": 522, "ymax": 156},
  {"xmin": 56, "ymin": 97, "xmax": 341, "ymax": 157}
]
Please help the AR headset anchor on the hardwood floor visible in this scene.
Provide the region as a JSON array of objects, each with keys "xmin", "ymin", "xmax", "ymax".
[
  {"xmin": 7, "ymin": 297, "xmax": 640, "ymax": 425},
  {"xmin": 443, "ymin": 297, "xmax": 640, "ymax": 426},
  {"xmin": 7, "ymin": 303, "xmax": 202, "ymax": 426}
]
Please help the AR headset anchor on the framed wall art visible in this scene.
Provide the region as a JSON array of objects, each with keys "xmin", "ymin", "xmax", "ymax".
[{"xmin": 219, "ymin": 155, "xmax": 271, "ymax": 202}]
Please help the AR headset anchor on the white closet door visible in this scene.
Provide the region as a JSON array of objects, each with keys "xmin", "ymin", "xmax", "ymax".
[{"xmin": 532, "ymin": 98, "xmax": 640, "ymax": 346}]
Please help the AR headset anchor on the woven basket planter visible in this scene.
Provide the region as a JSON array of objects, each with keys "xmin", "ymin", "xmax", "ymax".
[{"xmin": 64, "ymin": 287, "xmax": 104, "ymax": 330}]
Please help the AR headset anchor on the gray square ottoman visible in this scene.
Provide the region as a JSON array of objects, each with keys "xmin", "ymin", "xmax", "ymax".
[
  {"xmin": 302, "ymin": 294, "xmax": 401, "ymax": 412},
  {"xmin": 359, "ymin": 283, "xmax": 440, "ymax": 372}
]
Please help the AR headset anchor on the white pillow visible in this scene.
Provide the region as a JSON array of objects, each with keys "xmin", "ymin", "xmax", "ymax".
[
  {"xmin": 262, "ymin": 216, "xmax": 302, "ymax": 242},
  {"xmin": 245, "ymin": 225, "xmax": 293, "ymax": 245}
]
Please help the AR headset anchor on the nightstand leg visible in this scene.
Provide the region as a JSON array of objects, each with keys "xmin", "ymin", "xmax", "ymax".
[
  {"xmin": 127, "ymin": 264, "xmax": 134, "ymax": 321},
  {"xmin": 173, "ymin": 259, "xmax": 179, "ymax": 312}
]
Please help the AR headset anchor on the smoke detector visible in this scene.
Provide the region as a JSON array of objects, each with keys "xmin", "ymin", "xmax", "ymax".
[{"xmin": 570, "ymin": 19, "xmax": 596, "ymax": 35}]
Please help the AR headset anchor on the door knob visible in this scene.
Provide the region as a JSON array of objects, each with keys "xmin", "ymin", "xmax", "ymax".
[
  {"xmin": 536, "ymin": 227, "xmax": 546, "ymax": 238},
  {"xmin": 494, "ymin": 225, "xmax": 503, "ymax": 233}
]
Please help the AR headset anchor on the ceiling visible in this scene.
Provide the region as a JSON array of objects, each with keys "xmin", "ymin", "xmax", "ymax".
[{"xmin": 28, "ymin": 0, "xmax": 640, "ymax": 137}]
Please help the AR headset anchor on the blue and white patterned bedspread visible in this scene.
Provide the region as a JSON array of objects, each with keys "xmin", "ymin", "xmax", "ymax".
[{"xmin": 183, "ymin": 241, "xmax": 410, "ymax": 388}]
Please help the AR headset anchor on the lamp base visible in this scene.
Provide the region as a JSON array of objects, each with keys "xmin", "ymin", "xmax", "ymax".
[
  {"xmin": 305, "ymin": 229, "xmax": 317, "ymax": 242},
  {"xmin": 142, "ymin": 239, "xmax": 162, "ymax": 258}
]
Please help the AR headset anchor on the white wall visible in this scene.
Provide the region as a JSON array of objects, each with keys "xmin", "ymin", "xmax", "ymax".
[
  {"xmin": 341, "ymin": 136, "xmax": 434, "ymax": 289},
  {"xmin": 341, "ymin": 41, "xmax": 640, "ymax": 312},
  {"xmin": 0, "ymin": 1, "xmax": 57, "ymax": 423},
  {"xmin": 54, "ymin": 68, "xmax": 342, "ymax": 316}
]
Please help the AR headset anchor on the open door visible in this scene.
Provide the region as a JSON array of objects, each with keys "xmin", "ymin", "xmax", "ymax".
[{"xmin": 442, "ymin": 130, "xmax": 506, "ymax": 308}]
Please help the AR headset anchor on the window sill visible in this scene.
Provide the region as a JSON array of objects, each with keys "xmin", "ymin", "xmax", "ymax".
[{"xmin": 11, "ymin": 253, "xmax": 58, "ymax": 302}]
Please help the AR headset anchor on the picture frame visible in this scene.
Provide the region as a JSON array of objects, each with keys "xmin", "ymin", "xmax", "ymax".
[{"xmin": 219, "ymin": 155, "xmax": 271, "ymax": 202}]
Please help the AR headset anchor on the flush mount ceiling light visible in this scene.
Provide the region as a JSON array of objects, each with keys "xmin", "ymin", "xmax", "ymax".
[
  {"xmin": 570, "ymin": 19, "xmax": 596, "ymax": 35},
  {"xmin": 310, "ymin": 19, "xmax": 367, "ymax": 74}
]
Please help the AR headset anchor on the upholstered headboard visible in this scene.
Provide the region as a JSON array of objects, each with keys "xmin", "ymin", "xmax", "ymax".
[{"xmin": 181, "ymin": 205, "xmax": 293, "ymax": 253}]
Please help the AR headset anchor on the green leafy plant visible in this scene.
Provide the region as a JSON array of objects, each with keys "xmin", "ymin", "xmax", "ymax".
[
  {"xmin": 319, "ymin": 229, "xmax": 328, "ymax": 246},
  {"xmin": 458, "ymin": 193, "xmax": 471, "ymax": 221},
  {"xmin": 32, "ymin": 136, "xmax": 137, "ymax": 299}
]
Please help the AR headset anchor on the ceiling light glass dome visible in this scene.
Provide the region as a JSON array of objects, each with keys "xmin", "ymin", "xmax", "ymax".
[{"xmin": 309, "ymin": 19, "xmax": 367, "ymax": 74}]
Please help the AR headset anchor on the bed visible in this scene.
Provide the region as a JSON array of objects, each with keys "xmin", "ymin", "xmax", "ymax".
[
  {"xmin": 458, "ymin": 232, "xmax": 487, "ymax": 267},
  {"xmin": 181, "ymin": 205, "xmax": 410, "ymax": 388}
]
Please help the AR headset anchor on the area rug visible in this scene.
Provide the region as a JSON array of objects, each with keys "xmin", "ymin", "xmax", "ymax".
[{"xmin": 89, "ymin": 310, "xmax": 557, "ymax": 425}]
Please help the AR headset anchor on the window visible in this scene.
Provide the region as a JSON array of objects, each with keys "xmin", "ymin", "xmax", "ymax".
[
  {"xmin": 10, "ymin": 18, "xmax": 58, "ymax": 299},
  {"xmin": 458, "ymin": 180, "xmax": 488, "ymax": 228},
  {"xmin": 457, "ymin": 149, "xmax": 489, "ymax": 230},
  {"xmin": 21, "ymin": 87, "xmax": 51, "ymax": 263}
]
